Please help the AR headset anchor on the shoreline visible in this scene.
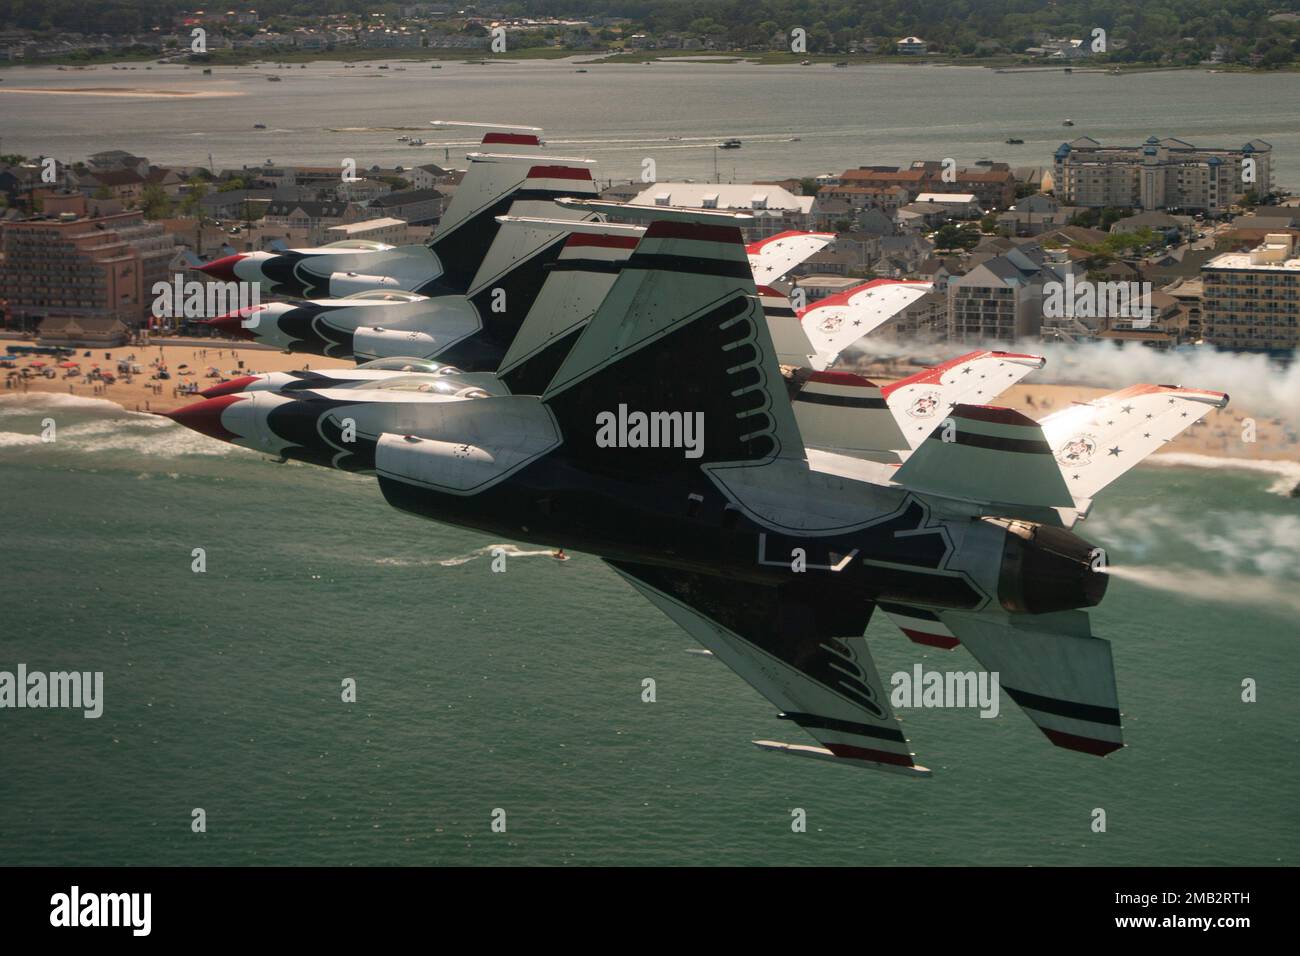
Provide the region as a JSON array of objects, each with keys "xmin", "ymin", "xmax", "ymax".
[
  {"xmin": 3, "ymin": 50, "xmax": 1296, "ymax": 74},
  {"xmin": 3, "ymin": 337, "xmax": 1294, "ymax": 468}
]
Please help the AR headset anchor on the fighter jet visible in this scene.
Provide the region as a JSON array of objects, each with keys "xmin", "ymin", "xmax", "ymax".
[
  {"xmin": 195, "ymin": 137, "xmax": 589, "ymax": 299},
  {"xmin": 166, "ymin": 206, "xmax": 1228, "ymax": 774},
  {"xmin": 203, "ymin": 191, "xmax": 607, "ymax": 364},
  {"xmin": 201, "ymin": 218, "xmax": 835, "ymax": 388}
]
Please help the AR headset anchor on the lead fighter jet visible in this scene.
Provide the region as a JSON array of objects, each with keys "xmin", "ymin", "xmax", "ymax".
[{"xmin": 166, "ymin": 207, "xmax": 1228, "ymax": 775}]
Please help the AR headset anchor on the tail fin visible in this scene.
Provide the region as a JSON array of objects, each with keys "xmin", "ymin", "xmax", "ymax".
[
  {"xmin": 893, "ymin": 404, "xmax": 1074, "ymax": 513},
  {"xmin": 430, "ymin": 120, "xmax": 546, "ymax": 149},
  {"xmin": 426, "ymin": 153, "xmax": 598, "ymax": 294},
  {"xmin": 785, "ymin": 369, "xmax": 908, "ymax": 460},
  {"xmin": 495, "ymin": 220, "xmax": 644, "ymax": 395},
  {"xmin": 1039, "ymin": 384, "xmax": 1229, "ymax": 507},
  {"xmin": 542, "ymin": 203, "xmax": 805, "ymax": 472},
  {"xmin": 460, "ymin": 207, "xmax": 603, "ymax": 356},
  {"xmin": 762, "ymin": 286, "xmax": 819, "ymax": 367}
]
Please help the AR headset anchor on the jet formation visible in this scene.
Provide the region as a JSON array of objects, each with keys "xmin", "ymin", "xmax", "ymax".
[{"xmin": 168, "ymin": 122, "xmax": 1229, "ymax": 775}]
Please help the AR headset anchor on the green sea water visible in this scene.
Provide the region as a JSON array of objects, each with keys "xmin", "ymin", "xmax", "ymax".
[{"xmin": 1, "ymin": 393, "xmax": 1297, "ymax": 866}]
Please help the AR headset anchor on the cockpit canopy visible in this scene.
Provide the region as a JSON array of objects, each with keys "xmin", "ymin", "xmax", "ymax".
[{"xmin": 354, "ymin": 356, "xmax": 458, "ymax": 374}]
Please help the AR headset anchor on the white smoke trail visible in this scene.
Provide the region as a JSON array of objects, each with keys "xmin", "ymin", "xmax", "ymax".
[
  {"xmin": 1090, "ymin": 505, "xmax": 1300, "ymax": 580},
  {"xmin": 850, "ymin": 338, "xmax": 1300, "ymax": 428},
  {"xmin": 1104, "ymin": 564, "xmax": 1300, "ymax": 618}
]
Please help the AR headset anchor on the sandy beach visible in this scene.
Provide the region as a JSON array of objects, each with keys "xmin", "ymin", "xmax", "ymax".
[
  {"xmin": 2, "ymin": 337, "xmax": 353, "ymax": 414},
  {"xmin": 3, "ymin": 335, "xmax": 1296, "ymax": 465}
]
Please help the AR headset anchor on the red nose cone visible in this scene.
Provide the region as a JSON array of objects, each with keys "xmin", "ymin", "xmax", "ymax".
[
  {"xmin": 163, "ymin": 394, "xmax": 246, "ymax": 442},
  {"xmin": 199, "ymin": 375, "xmax": 261, "ymax": 398},
  {"xmin": 206, "ymin": 305, "xmax": 263, "ymax": 341},
  {"xmin": 196, "ymin": 253, "xmax": 248, "ymax": 282}
]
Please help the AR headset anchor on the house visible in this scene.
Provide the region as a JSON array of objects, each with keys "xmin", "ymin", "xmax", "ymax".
[
  {"xmin": 367, "ymin": 187, "xmax": 446, "ymax": 226},
  {"xmin": 896, "ymin": 36, "xmax": 927, "ymax": 55}
]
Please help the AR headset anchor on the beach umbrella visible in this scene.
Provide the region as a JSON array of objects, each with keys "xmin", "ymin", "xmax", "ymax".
[{"xmin": 59, "ymin": 361, "xmax": 79, "ymax": 369}]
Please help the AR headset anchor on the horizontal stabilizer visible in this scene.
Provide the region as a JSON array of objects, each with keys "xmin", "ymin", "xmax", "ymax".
[
  {"xmin": 1039, "ymin": 384, "xmax": 1230, "ymax": 502},
  {"xmin": 893, "ymin": 404, "xmax": 1074, "ymax": 509},
  {"xmin": 937, "ymin": 610, "xmax": 1123, "ymax": 756}
]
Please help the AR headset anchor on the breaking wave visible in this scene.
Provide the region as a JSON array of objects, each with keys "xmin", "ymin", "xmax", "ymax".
[
  {"xmin": 374, "ymin": 544, "xmax": 566, "ymax": 568},
  {"xmin": 1145, "ymin": 453, "xmax": 1300, "ymax": 497}
]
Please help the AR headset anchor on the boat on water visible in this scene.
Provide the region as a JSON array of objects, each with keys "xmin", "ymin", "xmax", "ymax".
[
  {"xmin": 800, "ymin": 60, "xmax": 811, "ymax": 66},
  {"xmin": 431, "ymin": 64, "xmax": 442, "ymax": 69},
  {"xmin": 1005, "ymin": 137, "xmax": 1024, "ymax": 144},
  {"xmin": 575, "ymin": 68, "xmax": 587, "ymax": 73},
  {"xmin": 834, "ymin": 61, "xmax": 848, "ymax": 68},
  {"xmin": 975, "ymin": 157, "xmax": 994, "ymax": 165},
  {"xmin": 719, "ymin": 138, "xmax": 742, "ymax": 149},
  {"xmin": 397, "ymin": 135, "xmax": 409, "ymax": 142},
  {"xmin": 1063, "ymin": 118, "xmax": 1075, "ymax": 126},
  {"xmin": 202, "ymin": 68, "xmax": 212, "ymax": 74},
  {"xmin": 253, "ymin": 123, "xmax": 266, "ymax": 129},
  {"xmin": 266, "ymin": 75, "xmax": 281, "ymax": 82},
  {"xmin": 408, "ymin": 138, "xmax": 426, "ymax": 146}
]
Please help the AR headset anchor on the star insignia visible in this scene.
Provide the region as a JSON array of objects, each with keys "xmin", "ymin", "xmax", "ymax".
[
  {"xmin": 1108, "ymin": 446, "xmax": 1122, "ymax": 456},
  {"xmin": 1121, "ymin": 405, "xmax": 1134, "ymax": 414}
]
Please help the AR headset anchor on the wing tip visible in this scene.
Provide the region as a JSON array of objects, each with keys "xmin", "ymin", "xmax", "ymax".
[
  {"xmin": 1041, "ymin": 728, "xmax": 1125, "ymax": 757},
  {"xmin": 753, "ymin": 740, "xmax": 932, "ymax": 776}
]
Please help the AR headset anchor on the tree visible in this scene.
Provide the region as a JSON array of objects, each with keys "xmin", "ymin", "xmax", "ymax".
[{"xmin": 140, "ymin": 183, "xmax": 172, "ymax": 220}]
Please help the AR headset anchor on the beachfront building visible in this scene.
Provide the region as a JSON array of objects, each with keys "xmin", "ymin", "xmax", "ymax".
[
  {"xmin": 1201, "ymin": 233, "xmax": 1300, "ymax": 351},
  {"xmin": 1053, "ymin": 136, "xmax": 1274, "ymax": 213},
  {"xmin": 896, "ymin": 36, "xmax": 928, "ymax": 55},
  {"xmin": 0, "ymin": 210, "xmax": 175, "ymax": 340},
  {"xmin": 627, "ymin": 183, "xmax": 815, "ymax": 241},
  {"xmin": 947, "ymin": 245, "xmax": 1078, "ymax": 343}
]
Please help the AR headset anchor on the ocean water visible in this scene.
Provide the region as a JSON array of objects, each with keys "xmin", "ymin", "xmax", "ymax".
[
  {"xmin": 1, "ymin": 392, "xmax": 1297, "ymax": 866},
  {"xmin": 3, "ymin": 58, "xmax": 1300, "ymax": 187}
]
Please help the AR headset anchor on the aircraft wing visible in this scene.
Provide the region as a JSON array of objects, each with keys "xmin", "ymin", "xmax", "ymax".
[
  {"xmin": 799, "ymin": 279, "xmax": 932, "ymax": 369},
  {"xmin": 935, "ymin": 609, "xmax": 1123, "ymax": 757},
  {"xmin": 882, "ymin": 351, "xmax": 1046, "ymax": 450},
  {"xmin": 746, "ymin": 231, "xmax": 835, "ymax": 287},
  {"xmin": 609, "ymin": 561, "xmax": 928, "ymax": 776},
  {"xmin": 1038, "ymin": 384, "xmax": 1229, "ymax": 503}
]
